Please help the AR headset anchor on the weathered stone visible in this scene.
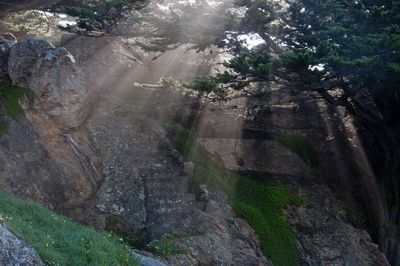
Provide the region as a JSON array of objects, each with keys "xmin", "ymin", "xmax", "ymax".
[
  {"xmin": 8, "ymin": 38, "xmax": 93, "ymax": 129},
  {"xmin": 0, "ymin": 222, "xmax": 43, "ymax": 266},
  {"xmin": 167, "ymin": 185, "xmax": 271, "ymax": 266},
  {"xmin": 0, "ymin": 116, "xmax": 67, "ymax": 206},
  {"xmin": 197, "ymin": 138, "xmax": 310, "ymax": 175},
  {"xmin": 285, "ymin": 184, "xmax": 389, "ymax": 266},
  {"xmin": 88, "ymin": 107, "xmax": 270, "ymax": 265}
]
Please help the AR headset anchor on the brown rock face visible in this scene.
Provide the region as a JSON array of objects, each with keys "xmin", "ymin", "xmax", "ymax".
[{"xmin": 8, "ymin": 38, "xmax": 93, "ymax": 129}]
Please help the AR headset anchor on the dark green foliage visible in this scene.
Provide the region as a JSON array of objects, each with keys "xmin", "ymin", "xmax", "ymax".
[
  {"xmin": 238, "ymin": 0, "xmax": 277, "ymax": 39},
  {"xmin": 161, "ymin": 123, "xmax": 300, "ymax": 265},
  {"xmin": 0, "ymin": 83, "xmax": 34, "ymax": 136},
  {"xmin": 347, "ymin": 212, "xmax": 368, "ymax": 231},
  {"xmin": 183, "ymin": 76, "xmax": 220, "ymax": 95},
  {"xmin": 0, "ymin": 190, "xmax": 137, "ymax": 265},
  {"xmin": 0, "ymin": 122, "xmax": 7, "ymax": 135},
  {"xmin": 274, "ymin": 133, "xmax": 319, "ymax": 169},
  {"xmin": 280, "ymin": 0, "xmax": 400, "ymax": 126},
  {"xmin": 158, "ymin": 122, "xmax": 196, "ymax": 156},
  {"xmin": 0, "ymin": 83, "xmax": 34, "ymax": 121},
  {"xmin": 58, "ymin": 0, "xmax": 145, "ymax": 33},
  {"xmin": 223, "ymin": 51, "xmax": 273, "ymax": 79},
  {"xmin": 279, "ymin": 50, "xmax": 314, "ymax": 72}
]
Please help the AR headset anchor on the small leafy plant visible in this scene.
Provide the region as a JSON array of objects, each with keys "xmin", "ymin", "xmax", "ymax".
[{"xmin": 147, "ymin": 234, "xmax": 185, "ymax": 256}]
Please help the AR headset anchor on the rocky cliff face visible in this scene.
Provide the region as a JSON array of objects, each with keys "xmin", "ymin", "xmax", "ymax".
[
  {"xmin": 0, "ymin": 37, "xmax": 269, "ymax": 265},
  {"xmin": 0, "ymin": 12, "xmax": 392, "ymax": 265}
]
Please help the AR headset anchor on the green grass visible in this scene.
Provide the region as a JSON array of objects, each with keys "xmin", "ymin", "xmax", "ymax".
[
  {"xmin": 0, "ymin": 190, "xmax": 137, "ymax": 265},
  {"xmin": 161, "ymin": 122, "xmax": 300, "ymax": 266},
  {"xmin": 274, "ymin": 133, "xmax": 319, "ymax": 168},
  {"xmin": 232, "ymin": 177, "xmax": 299, "ymax": 266}
]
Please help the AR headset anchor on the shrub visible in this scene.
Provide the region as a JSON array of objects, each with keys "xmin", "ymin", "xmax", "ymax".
[{"xmin": 147, "ymin": 234, "xmax": 185, "ymax": 256}]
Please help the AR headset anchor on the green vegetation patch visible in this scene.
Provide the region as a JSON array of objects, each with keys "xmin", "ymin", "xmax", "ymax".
[
  {"xmin": 0, "ymin": 190, "xmax": 137, "ymax": 265},
  {"xmin": 147, "ymin": 233, "xmax": 186, "ymax": 257},
  {"xmin": 161, "ymin": 122, "xmax": 300, "ymax": 265},
  {"xmin": 232, "ymin": 177, "xmax": 298, "ymax": 266},
  {"xmin": 0, "ymin": 83, "xmax": 34, "ymax": 135},
  {"xmin": 274, "ymin": 133, "xmax": 319, "ymax": 169}
]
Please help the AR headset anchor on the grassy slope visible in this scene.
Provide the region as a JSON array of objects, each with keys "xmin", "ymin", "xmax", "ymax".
[
  {"xmin": 162, "ymin": 123, "xmax": 301, "ymax": 266},
  {"xmin": 0, "ymin": 191, "xmax": 137, "ymax": 265}
]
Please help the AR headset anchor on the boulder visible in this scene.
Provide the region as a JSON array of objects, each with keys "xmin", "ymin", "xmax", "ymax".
[
  {"xmin": 0, "ymin": 222, "xmax": 43, "ymax": 266},
  {"xmin": 7, "ymin": 38, "xmax": 93, "ymax": 129}
]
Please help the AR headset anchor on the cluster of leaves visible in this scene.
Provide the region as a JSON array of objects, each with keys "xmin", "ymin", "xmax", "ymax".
[
  {"xmin": 281, "ymin": 0, "xmax": 400, "ymax": 119},
  {"xmin": 136, "ymin": 1, "xmax": 237, "ymax": 53},
  {"xmin": 161, "ymin": 122, "xmax": 300, "ymax": 265},
  {"xmin": 58, "ymin": 0, "xmax": 146, "ymax": 32},
  {"xmin": 144, "ymin": 0, "xmax": 399, "ymax": 126},
  {"xmin": 0, "ymin": 83, "xmax": 34, "ymax": 135},
  {"xmin": 184, "ymin": 50, "xmax": 275, "ymax": 96},
  {"xmin": 0, "ymin": 190, "xmax": 137, "ymax": 265}
]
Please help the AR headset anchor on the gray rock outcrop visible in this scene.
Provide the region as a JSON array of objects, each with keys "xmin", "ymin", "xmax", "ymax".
[
  {"xmin": 0, "ymin": 222, "xmax": 43, "ymax": 266},
  {"xmin": 285, "ymin": 184, "xmax": 389, "ymax": 265},
  {"xmin": 88, "ymin": 109, "xmax": 269, "ymax": 265},
  {"xmin": 7, "ymin": 38, "xmax": 93, "ymax": 129}
]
